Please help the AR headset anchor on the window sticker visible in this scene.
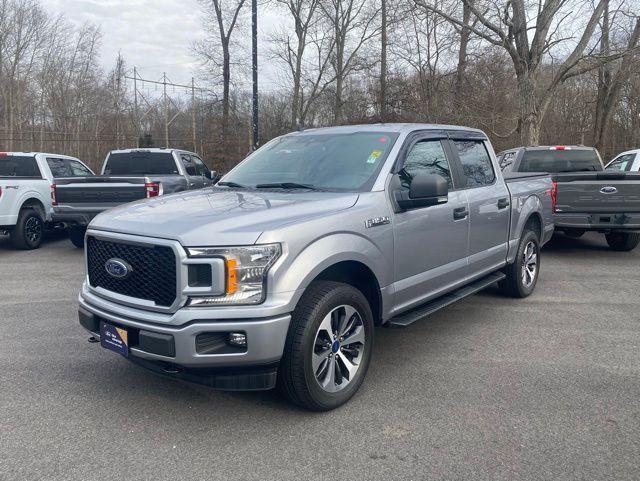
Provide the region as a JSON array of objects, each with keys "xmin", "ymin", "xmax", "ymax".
[{"xmin": 366, "ymin": 150, "xmax": 383, "ymax": 164}]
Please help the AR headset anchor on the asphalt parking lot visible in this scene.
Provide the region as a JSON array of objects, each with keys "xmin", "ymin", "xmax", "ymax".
[{"xmin": 1, "ymin": 231, "xmax": 639, "ymax": 481}]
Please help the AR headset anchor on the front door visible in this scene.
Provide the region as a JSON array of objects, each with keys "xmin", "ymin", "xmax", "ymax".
[{"xmin": 391, "ymin": 134, "xmax": 470, "ymax": 314}]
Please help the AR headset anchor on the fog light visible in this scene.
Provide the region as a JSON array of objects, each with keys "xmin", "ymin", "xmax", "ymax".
[{"xmin": 227, "ymin": 332, "xmax": 247, "ymax": 347}]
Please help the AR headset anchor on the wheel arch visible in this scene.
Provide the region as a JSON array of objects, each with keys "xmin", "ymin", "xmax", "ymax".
[{"xmin": 19, "ymin": 197, "xmax": 47, "ymax": 219}]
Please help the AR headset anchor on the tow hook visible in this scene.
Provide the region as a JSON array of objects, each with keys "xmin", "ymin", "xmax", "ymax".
[
  {"xmin": 162, "ymin": 363, "xmax": 183, "ymax": 374},
  {"xmin": 88, "ymin": 336, "xmax": 99, "ymax": 343}
]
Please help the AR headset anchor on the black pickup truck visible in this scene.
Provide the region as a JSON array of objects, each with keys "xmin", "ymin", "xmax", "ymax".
[{"xmin": 498, "ymin": 146, "xmax": 640, "ymax": 251}]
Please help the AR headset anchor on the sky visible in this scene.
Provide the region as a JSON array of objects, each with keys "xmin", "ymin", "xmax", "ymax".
[{"xmin": 41, "ymin": 0, "xmax": 284, "ymax": 94}]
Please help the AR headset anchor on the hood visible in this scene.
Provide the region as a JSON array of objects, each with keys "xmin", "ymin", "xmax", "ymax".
[{"xmin": 89, "ymin": 188, "xmax": 359, "ymax": 246}]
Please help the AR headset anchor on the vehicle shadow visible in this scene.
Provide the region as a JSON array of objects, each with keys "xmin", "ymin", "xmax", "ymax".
[
  {"xmin": 542, "ymin": 232, "xmax": 610, "ymax": 252},
  {"xmin": 0, "ymin": 227, "xmax": 68, "ymax": 250}
]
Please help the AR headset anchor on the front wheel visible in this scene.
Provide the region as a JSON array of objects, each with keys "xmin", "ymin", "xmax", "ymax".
[
  {"xmin": 500, "ymin": 229, "xmax": 540, "ymax": 298},
  {"xmin": 605, "ymin": 232, "xmax": 640, "ymax": 252},
  {"xmin": 278, "ymin": 281, "xmax": 374, "ymax": 411},
  {"xmin": 68, "ymin": 226, "xmax": 86, "ymax": 248}
]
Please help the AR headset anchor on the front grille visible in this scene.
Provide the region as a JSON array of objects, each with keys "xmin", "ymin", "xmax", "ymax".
[{"xmin": 87, "ymin": 236, "xmax": 177, "ymax": 307}]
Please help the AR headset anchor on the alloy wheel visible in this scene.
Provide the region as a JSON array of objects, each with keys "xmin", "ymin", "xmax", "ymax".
[
  {"xmin": 521, "ymin": 240, "xmax": 538, "ymax": 288},
  {"xmin": 312, "ymin": 304, "xmax": 366, "ymax": 393}
]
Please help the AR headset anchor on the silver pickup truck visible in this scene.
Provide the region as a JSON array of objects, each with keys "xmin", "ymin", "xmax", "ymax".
[
  {"xmin": 53, "ymin": 148, "xmax": 216, "ymax": 247},
  {"xmin": 499, "ymin": 145, "xmax": 640, "ymax": 251},
  {"xmin": 77, "ymin": 124, "xmax": 554, "ymax": 410}
]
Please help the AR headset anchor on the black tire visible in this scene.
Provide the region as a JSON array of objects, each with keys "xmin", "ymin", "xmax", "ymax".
[
  {"xmin": 68, "ymin": 226, "xmax": 86, "ymax": 248},
  {"xmin": 10, "ymin": 208, "xmax": 44, "ymax": 250},
  {"xmin": 605, "ymin": 232, "xmax": 640, "ymax": 252},
  {"xmin": 278, "ymin": 280, "xmax": 374, "ymax": 411},
  {"xmin": 564, "ymin": 229, "xmax": 585, "ymax": 238},
  {"xmin": 500, "ymin": 229, "xmax": 540, "ymax": 298}
]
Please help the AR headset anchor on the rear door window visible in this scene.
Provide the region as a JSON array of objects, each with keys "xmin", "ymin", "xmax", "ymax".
[
  {"xmin": 453, "ymin": 140, "xmax": 495, "ymax": 188},
  {"xmin": 520, "ymin": 149, "xmax": 602, "ymax": 173},
  {"xmin": 0, "ymin": 155, "xmax": 41, "ymax": 178},
  {"xmin": 104, "ymin": 152, "xmax": 179, "ymax": 175},
  {"xmin": 47, "ymin": 158, "xmax": 94, "ymax": 177},
  {"xmin": 606, "ymin": 153, "xmax": 636, "ymax": 172}
]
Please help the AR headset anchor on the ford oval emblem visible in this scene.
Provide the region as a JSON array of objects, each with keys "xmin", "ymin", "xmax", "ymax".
[
  {"xmin": 105, "ymin": 258, "xmax": 132, "ymax": 279},
  {"xmin": 600, "ymin": 186, "xmax": 618, "ymax": 194}
]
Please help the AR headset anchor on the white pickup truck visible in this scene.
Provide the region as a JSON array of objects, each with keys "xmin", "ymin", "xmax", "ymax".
[{"xmin": 0, "ymin": 152, "xmax": 94, "ymax": 249}]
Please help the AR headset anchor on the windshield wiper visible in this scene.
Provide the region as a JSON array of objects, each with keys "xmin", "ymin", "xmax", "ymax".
[
  {"xmin": 558, "ymin": 167, "xmax": 598, "ymax": 173},
  {"xmin": 217, "ymin": 181, "xmax": 247, "ymax": 188},
  {"xmin": 255, "ymin": 182, "xmax": 319, "ymax": 190}
]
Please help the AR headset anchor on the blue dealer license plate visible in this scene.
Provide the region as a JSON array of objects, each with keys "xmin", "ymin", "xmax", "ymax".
[{"xmin": 100, "ymin": 322, "xmax": 129, "ymax": 357}]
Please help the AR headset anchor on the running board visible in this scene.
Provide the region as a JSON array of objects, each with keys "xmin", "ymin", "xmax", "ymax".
[{"xmin": 385, "ymin": 272, "xmax": 506, "ymax": 328}]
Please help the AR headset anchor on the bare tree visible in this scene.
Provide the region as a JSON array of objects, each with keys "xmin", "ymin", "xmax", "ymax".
[
  {"xmin": 320, "ymin": 0, "xmax": 380, "ymax": 123},
  {"xmin": 594, "ymin": 9, "xmax": 640, "ymax": 150},
  {"xmin": 414, "ymin": 0, "xmax": 639, "ymax": 145},
  {"xmin": 194, "ymin": 0, "xmax": 247, "ymax": 144}
]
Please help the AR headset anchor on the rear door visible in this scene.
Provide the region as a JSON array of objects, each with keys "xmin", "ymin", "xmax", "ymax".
[
  {"xmin": 179, "ymin": 154, "xmax": 204, "ymax": 189},
  {"xmin": 391, "ymin": 131, "xmax": 470, "ymax": 312},
  {"xmin": 448, "ymin": 134, "xmax": 510, "ymax": 277}
]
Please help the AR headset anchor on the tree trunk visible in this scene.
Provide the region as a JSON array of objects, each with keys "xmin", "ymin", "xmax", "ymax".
[
  {"xmin": 593, "ymin": 0, "xmax": 610, "ymax": 151},
  {"xmin": 291, "ymin": 34, "xmax": 304, "ymax": 128},
  {"xmin": 517, "ymin": 73, "xmax": 541, "ymax": 145},
  {"xmin": 222, "ymin": 40, "xmax": 231, "ymax": 147},
  {"xmin": 380, "ymin": 0, "xmax": 387, "ymax": 121},
  {"xmin": 455, "ymin": 0, "xmax": 472, "ymax": 99}
]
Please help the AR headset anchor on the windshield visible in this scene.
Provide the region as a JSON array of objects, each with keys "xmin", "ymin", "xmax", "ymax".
[
  {"xmin": 103, "ymin": 152, "xmax": 179, "ymax": 175},
  {"xmin": 222, "ymin": 131, "xmax": 399, "ymax": 191},
  {"xmin": 520, "ymin": 149, "xmax": 603, "ymax": 173}
]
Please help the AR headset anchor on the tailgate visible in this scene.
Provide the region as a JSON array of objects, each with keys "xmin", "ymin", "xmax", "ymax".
[
  {"xmin": 554, "ymin": 172, "xmax": 640, "ymax": 213},
  {"xmin": 54, "ymin": 177, "xmax": 148, "ymax": 205}
]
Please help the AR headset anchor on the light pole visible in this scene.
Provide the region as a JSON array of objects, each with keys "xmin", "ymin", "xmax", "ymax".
[{"xmin": 252, "ymin": 0, "xmax": 259, "ymax": 150}]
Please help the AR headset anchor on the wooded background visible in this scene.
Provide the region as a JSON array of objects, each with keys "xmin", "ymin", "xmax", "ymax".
[{"xmin": 0, "ymin": 0, "xmax": 638, "ymax": 172}]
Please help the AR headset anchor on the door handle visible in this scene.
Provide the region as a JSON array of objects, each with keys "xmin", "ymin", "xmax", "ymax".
[
  {"xmin": 453, "ymin": 207, "xmax": 469, "ymax": 220},
  {"xmin": 497, "ymin": 198, "xmax": 510, "ymax": 209}
]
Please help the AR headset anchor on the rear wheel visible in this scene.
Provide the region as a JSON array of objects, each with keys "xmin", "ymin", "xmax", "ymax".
[
  {"xmin": 10, "ymin": 209, "xmax": 44, "ymax": 250},
  {"xmin": 605, "ymin": 232, "xmax": 640, "ymax": 252},
  {"xmin": 500, "ymin": 229, "xmax": 540, "ymax": 298},
  {"xmin": 278, "ymin": 281, "xmax": 374, "ymax": 411},
  {"xmin": 68, "ymin": 226, "xmax": 86, "ymax": 248}
]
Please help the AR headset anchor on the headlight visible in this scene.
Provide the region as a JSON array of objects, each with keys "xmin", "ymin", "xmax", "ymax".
[{"xmin": 186, "ymin": 244, "xmax": 281, "ymax": 306}]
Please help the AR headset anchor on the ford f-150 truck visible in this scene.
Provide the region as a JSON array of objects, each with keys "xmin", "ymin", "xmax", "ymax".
[
  {"xmin": 498, "ymin": 145, "xmax": 640, "ymax": 251},
  {"xmin": 77, "ymin": 124, "xmax": 554, "ymax": 410},
  {"xmin": 53, "ymin": 148, "xmax": 216, "ymax": 247},
  {"xmin": 0, "ymin": 152, "xmax": 94, "ymax": 249}
]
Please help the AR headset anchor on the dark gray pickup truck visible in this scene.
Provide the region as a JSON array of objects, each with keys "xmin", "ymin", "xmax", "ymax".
[
  {"xmin": 53, "ymin": 148, "xmax": 216, "ymax": 247},
  {"xmin": 498, "ymin": 146, "xmax": 640, "ymax": 251}
]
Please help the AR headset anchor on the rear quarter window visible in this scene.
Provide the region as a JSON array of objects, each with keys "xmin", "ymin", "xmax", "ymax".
[{"xmin": 0, "ymin": 155, "xmax": 41, "ymax": 178}]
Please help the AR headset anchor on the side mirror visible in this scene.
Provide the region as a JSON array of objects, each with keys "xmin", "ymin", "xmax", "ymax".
[
  {"xmin": 395, "ymin": 174, "xmax": 448, "ymax": 211},
  {"xmin": 204, "ymin": 170, "xmax": 218, "ymax": 181}
]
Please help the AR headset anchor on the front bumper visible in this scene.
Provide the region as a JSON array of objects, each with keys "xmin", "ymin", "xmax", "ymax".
[
  {"xmin": 79, "ymin": 292, "xmax": 291, "ymax": 390},
  {"xmin": 554, "ymin": 212, "xmax": 640, "ymax": 232}
]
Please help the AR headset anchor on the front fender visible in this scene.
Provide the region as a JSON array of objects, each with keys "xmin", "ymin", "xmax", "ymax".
[{"xmin": 271, "ymin": 232, "xmax": 392, "ymax": 303}]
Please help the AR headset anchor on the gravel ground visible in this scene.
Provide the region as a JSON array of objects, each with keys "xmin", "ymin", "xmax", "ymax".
[{"xmin": 1, "ymin": 230, "xmax": 639, "ymax": 481}]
